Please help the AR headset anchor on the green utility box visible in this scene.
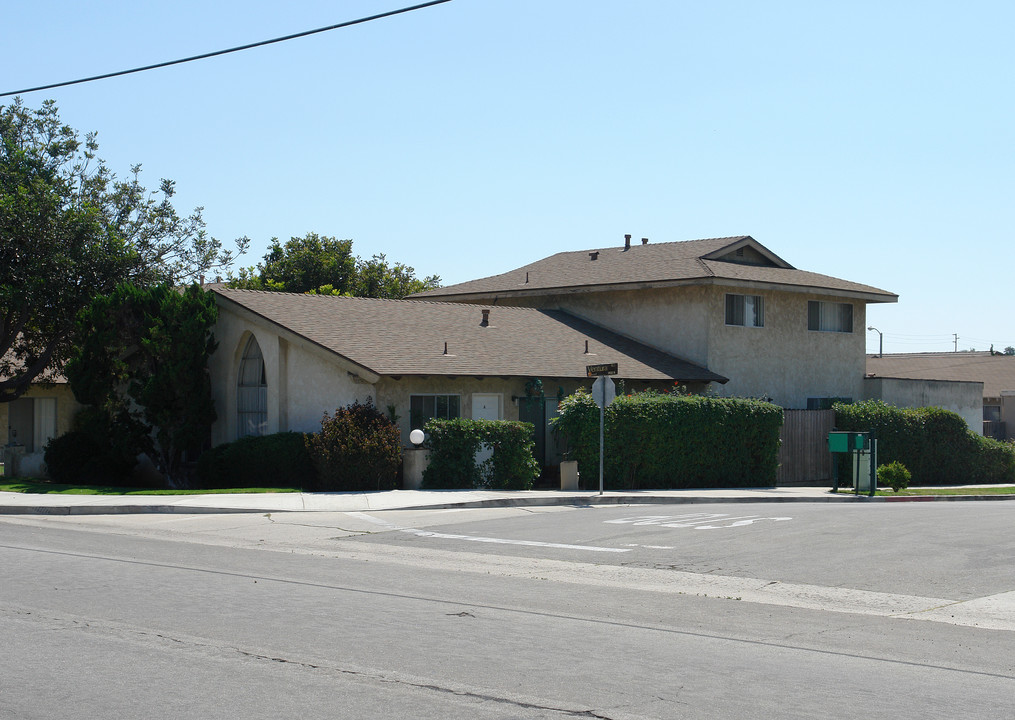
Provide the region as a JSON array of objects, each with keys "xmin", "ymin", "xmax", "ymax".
[{"xmin": 828, "ymin": 431, "xmax": 877, "ymax": 496}]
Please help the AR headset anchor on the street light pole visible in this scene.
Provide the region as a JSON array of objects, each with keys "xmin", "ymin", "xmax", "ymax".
[{"xmin": 867, "ymin": 326, "xmax": 883, "ymax": 357}]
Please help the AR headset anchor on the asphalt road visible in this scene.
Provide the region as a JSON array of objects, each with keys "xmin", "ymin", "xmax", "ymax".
[{"xmin": 2, "ymin": 502, "xmax": 1013, "ymax": 719}]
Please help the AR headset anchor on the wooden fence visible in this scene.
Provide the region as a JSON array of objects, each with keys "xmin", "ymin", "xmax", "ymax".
[{"xmin": 776, "ymin": 409, "xmax": 835, "ymax": 485}]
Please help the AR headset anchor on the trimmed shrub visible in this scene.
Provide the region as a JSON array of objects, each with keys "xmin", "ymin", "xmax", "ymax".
[
  {"xmin": 305, "ymin": 401, "xmax": 401, "ymax": 491},
  {"xmin": 421, "ymin": 419, "xmax": 540, "ymax": 490},
  {"xmin": 44, "ymin": 430, "xmax": 136, "ymax": 485},
  {"xmin": 196, "ymin": 432, "xmax": 316, "ymax": 489},
  {"xmin": 877, "ymin": 461, "xmax": 911, "ymax": 492},
  {"xmin": 834, "ymin": 400, "xmax": 1015, "ymax": 485},
  {"xmin": 43, "ymin": 406, "xmax": 141, "ymax": 485},
  {"xmin": 552, "ymin": 389, "xmax": 783, "ymax": 489}
]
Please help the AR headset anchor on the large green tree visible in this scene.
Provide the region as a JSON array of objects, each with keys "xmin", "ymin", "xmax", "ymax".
[
  {"xmin": 0, "ymin": 98, "xmax": 245, "ymax": 402},
  {"xmin": 228, "ymin": 232, "xmax": 440, "ymax": 298},
  {"xmin": 65, "ymin": 283, "xmax": 218, "ymax": 488}
]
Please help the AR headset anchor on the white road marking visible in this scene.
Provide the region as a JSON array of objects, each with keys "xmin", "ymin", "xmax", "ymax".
[
  {"xmin": 605, "ymin": 513, "xmax": 792, "ymax": 529},
  {"xmin": 346, "ymin": 512, "xmax": 630, "ymax": 553}
]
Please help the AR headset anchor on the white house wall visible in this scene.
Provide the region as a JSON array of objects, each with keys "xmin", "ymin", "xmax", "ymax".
[{"xmin": 210, "ymin": 303, "xmax": 368, "ymax": 445}]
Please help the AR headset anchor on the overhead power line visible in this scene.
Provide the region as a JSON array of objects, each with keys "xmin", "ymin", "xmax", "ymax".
[{"xmin": 0, "ymin": 0, "xmax": 452, "ymax": 98}]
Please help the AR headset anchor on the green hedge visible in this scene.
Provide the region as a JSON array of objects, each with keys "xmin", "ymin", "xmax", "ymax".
[
  {"xmin": 196, "ymin": 432, "xmax": 317, "ymax": 489},
  {"xmin": 421, "ymin": 418, "xmax": 540, "ymax": 490},
  {"xmin": 552, "ymin": 390, "xmax": 784, "ymax": 489},
  {"xmin": 833, "ymin": 400, "xmax": 1015, "ymax": 485}
]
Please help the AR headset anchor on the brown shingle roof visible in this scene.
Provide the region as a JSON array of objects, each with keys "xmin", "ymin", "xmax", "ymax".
[
  {"xmin": 411, "ymin": 236, "xmax": 897, "ymax": 302},
  {"xmin": 214, "ymin": 288, "xmax": 727, "ymax": 383},
  {"xmin": 866, "ymin": 352, "xmax": 1015, "ymax": 397}
]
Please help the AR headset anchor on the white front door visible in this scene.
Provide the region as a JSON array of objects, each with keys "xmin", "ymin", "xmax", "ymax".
[{"xmin": 472, "ymin": 394, "xmax": 501, "ymax": 468}]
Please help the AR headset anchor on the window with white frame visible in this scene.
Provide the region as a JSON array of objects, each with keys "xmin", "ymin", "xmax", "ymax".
[
  {"xmin": 409, "ymin": 394, "xmax": 460, "ymax": 431},
  {"xmin": 725, "ymin": 294, "xmax": 765, "ymax": 327},
  {"xmin": 807, "ymin": 301, "xmax": 853, "ymax": 333},
  {"xmin": 237, "ymin": 336, "xmax": 267, "ymax": 437}
]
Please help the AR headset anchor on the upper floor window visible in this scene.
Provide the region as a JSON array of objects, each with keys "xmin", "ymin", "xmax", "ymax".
[
  {"xmin": 808, "ymin": 301, "xmax": 853, "ymax": 333},
  {"xmin": 725, "ymin": 294, "xmax": 764, "ymax": 328}
]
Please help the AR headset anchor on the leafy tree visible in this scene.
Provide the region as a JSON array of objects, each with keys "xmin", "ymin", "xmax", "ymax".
[
  {"xmin": 0, "ymin": 98, "xmax": 244, "ymax": 402},
  {"xmin": 65, "ymin": 283, "xmax": 219, "ymax": 487},
  {"xmin": 1005, "ymin": 346, "xmax": 1015, "ymax": 356},
  {"xmin": 228, "ymin": 232, "xmax": 440, "ymax": 298}
]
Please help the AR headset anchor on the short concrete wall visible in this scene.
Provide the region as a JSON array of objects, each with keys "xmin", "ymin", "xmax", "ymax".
[{"xmin": 863, "ymin": 377, "xmax": 983, "ymax": 433}]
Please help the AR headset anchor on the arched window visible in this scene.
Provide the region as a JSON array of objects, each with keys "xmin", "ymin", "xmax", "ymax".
[{"xmin": 237, "ymin": 336, "xmax": 267, "ymax": 437}]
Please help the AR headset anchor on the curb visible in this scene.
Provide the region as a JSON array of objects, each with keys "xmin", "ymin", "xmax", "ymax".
[{"xmin": 3, "ymin": 491, "xmax": 1012, "ymax": 515}]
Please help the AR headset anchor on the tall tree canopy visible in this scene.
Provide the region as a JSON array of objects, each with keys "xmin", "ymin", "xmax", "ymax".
[
  {"xmin": 65, "ymin": 283, "xmax": 218, "ymax": 487},
  {"xmin": 228, "ymin": 232, "xmax": 440, "ymax": 298},
  {"xmin": 0, "ymin": 98, "xmax": 245, "ymax": 401}
]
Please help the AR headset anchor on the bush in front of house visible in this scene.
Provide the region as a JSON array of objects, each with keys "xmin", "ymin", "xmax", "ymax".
[
  {"xmin": 421, "ymin": 418, "xmax": 539, "ymax": 490},
  {"xmin": 551, "ymin": 389, "xmax": 784, "ymax": 489},
  {"xmin": 833, "ymin": 400, "xmax": 1015, "ymax": 485},
  {"xmin": 43, "ymin": 407, "xmax": 142, "ymax": 485},
  {"xmin": 877, "ymin": 461, "xmax": 911, "ymax": 492},
  {"xmin": 305, "ymin": 401, "xmax": 402, "ymax": 491},
  {"xmin": 196, "ymin": 431, "xmax": 317, "ymax": 489}
]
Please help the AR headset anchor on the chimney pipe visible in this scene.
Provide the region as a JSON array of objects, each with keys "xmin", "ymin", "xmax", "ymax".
[
  {"xmin": 584, "ymin": 340, "xmax": 590, "ymax": 354},
  {"xmin": 443, "ymin": 342, "xmax": 448, "ymax": 355},
  {"xmin": 481, "ymin": 309, "xmax": 490, "ymax": 326},
  {"xmin": 624, "ymin": 234, "xmax": 631, "ymax": 250},
  {"xmin": 641, "ymin": 237, "xmax": 648, "ymax": 245}
]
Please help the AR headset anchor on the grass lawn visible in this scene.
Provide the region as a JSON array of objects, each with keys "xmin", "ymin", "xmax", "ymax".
[
  {"xmin": 0, "ymin": 479, "xmax": 302, "ymax": 495},
  {"xmin": 874, "ymin": 486, "xmax": 1015, "ymax": 497}
]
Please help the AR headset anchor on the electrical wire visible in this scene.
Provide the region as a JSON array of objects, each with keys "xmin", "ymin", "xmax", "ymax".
[{"xmin": 0, "ymin": 0, "xmax": 452, "ymax": 98}]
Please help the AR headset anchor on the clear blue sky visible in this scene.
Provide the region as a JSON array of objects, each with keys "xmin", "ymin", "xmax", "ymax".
[{"xmin": 4, "ymin": 1, "xmax": 1012, "ymax": 354}]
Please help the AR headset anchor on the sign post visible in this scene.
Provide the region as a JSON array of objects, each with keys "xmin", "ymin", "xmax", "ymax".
[{"xmin": 588, "ymin": 364, "xmax": 618, "ymax": 495}]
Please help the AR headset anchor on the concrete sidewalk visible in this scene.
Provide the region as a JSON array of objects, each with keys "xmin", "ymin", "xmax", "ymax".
[{"xmin": 2, "ymin": 485, "xmax": 1012, "ymax": 515}]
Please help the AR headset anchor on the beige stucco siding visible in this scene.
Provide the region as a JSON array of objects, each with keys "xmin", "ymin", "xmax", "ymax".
[
  {"xmin": 485, "ymin": 286, "xmax": 712, "ymax": 366},
  {"xmin": 708, "ymin": 289, "xmax": 866, "ymax": 407},
  {"xmin": 0, "ymin": 383, "xmax": 81, "ymax": 477}
]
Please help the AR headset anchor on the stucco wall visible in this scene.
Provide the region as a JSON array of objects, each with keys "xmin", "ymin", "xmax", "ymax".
[
  {"xmin": 210, "ymin": 302, "xmax": 370, "ymax": 445},
  {"xmin": 487, "ymin": 284, "xmax": 869, "ymax": 408},
  {"xmin": 0, "ymin": 383, "xmax": 82, "ymax": 477},
  {"xmin": 863, "ymin": 377, "xmax": 984, "ymax": 433},
  {"xmin": 708, "ymin": 289, "xmax": 867, "ymax": 408}
]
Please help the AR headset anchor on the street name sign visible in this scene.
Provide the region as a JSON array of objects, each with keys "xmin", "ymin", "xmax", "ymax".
[{"xmin": 586, "ymin": 363, "xmax": 618, "ymax": 377}]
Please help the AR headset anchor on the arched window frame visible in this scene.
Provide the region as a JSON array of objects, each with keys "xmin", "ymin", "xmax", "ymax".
[{"xmin": 237, "ymin": 335, "xmax": 267, "ymax": 437}]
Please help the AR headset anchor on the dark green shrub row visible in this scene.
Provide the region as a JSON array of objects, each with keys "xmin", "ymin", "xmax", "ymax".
[
  {"xmin": 305, "ymin": 401, "xmax": 402, "ymax": 491},
  {"xmin": 44, "ymin": 407, "xmax": 144, "ymax": 486},
  {"xmin": 834, "ymin": 400, "xmax": 1015, "ymax": 485},
  {"xmin": 552, "ymin": 390, "xmax": 784, "ymax": 489},
  {"xmin": 196, "ymin": 431, "xmax": 317, "ymax": 489},
  {"xmin": 421, "ymin": 419, "xmax": 540, "ymax": 490}
]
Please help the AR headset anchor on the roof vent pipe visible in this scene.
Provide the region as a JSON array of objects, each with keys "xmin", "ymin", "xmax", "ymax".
[
  {"xmin": 525, "ymin": 271, "xmax": 529, "ymax": 283},
  {"xmin": 584, "ymin": 340, "xmax": 590, "ymax": 354},
  {"xmin": 443, "ymin": 342, "xmax": 448, "ymax": 355},
  {"xmin": 481, "ymin": 309, "xmax": 490, "ymax": 326},
  {"xmin": 641, "ymin": 237, "xmax": 648, "ymax": 245},
  {"xmin": 624, "ymin": 234, "xmax": 631, "ymax": 250},
  {"xmin": 589, "ymin": 251, "xmax": 599, "ymax": 261}
]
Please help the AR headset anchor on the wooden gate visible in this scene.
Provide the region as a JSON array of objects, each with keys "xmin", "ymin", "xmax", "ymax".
[{"xmin": 776, "ymin": 409, "xmax": 835, "ymax": 485}]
